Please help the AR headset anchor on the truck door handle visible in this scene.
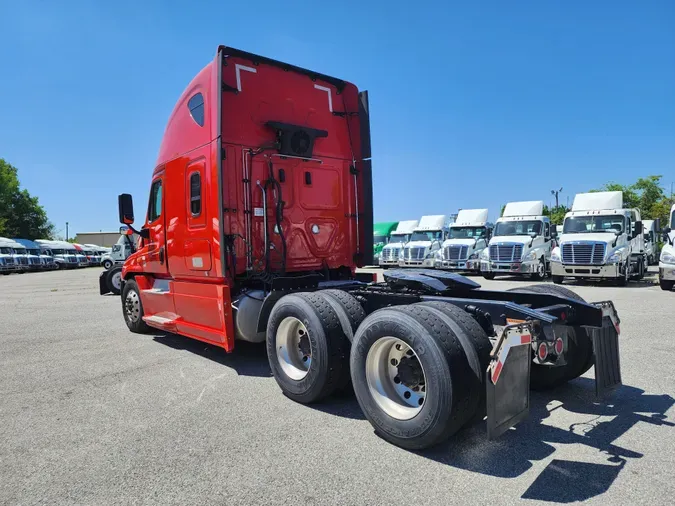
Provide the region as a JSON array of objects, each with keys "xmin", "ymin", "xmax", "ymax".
[{"xmin": 159, "ymin": 246, "xmax": 165, "ymax": 264}]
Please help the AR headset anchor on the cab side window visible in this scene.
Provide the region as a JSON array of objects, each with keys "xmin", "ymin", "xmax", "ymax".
[
  {"xmin": 544, "ymin": 222, "xmax": 550, "ymax": 238},
  {"xmin": 148, "ymin": 180, "xmax": 163, "ymax": 222},
  {"xmin": 189, "ymin": 172, "xmax": 201, "ymax": 216},
  {"xmin": 188, "ymin": 93, "xmax": 205, "ymax": 127}
]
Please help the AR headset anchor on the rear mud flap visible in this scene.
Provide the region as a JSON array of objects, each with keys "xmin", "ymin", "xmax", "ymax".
[
  {"xmin": 591, "ymin": 319, "xmax": 622, "ymax": 397},
  {"xmin": 486, "ymin": 324, "xmax": 532, "ymax": 440},
  {"xmin": 99, "ymin": 271, "xmax": 110, "ymax": 295}
]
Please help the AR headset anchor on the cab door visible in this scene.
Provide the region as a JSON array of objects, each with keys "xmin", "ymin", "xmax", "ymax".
[{"xmin": 144, "ymin": 175, "xmax": 169, "ymax": 276}]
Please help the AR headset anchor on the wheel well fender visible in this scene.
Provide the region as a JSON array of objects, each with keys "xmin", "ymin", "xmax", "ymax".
[{"xmin": 256, "ymin": 291, "xmax": 286, "ymax": 333}]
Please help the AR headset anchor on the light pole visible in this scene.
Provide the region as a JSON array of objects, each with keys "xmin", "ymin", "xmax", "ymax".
[
  {"xmin": 551, "ymin": 187, "xmax": 563, "ymax": 208},
  {"xmin": 66, "ymin": 222, "xmax": 69, "ymax": 241}
]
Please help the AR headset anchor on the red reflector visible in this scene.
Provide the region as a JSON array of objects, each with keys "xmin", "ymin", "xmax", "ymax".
[
  {"xmin": 554, "ymin": 338, "xmax": 564, "ymax": 355},
  {"xmin": 560, "ymin": 312, "xmax": 566, "ymax": 321},
  {"xmin": 538, "ymin": 342, "xmax": 548, "ymax": 361}
]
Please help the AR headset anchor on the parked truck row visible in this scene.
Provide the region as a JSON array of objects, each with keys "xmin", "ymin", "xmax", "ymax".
[
  {"xmin": 375, "ymin": 191, "xmax": 670, "ymax": 287},
  {"xmin": 0, "ymin": 237, "xmax": 111, "ymax": 274}
]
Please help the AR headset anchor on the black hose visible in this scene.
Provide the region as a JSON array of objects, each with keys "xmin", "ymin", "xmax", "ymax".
[{"xmin": 263, "ymin": 159, "xmax": 287, "ymax": 275}]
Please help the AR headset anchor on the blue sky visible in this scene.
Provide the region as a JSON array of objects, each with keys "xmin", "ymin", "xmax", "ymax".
[{"xmin": 1, "ymin": 0, "xmax": 673, "ymax": 237}]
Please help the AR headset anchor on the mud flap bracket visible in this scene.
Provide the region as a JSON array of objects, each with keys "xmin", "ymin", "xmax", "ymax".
[{"xmin": 486, "ymin": 324, "xmax": 533, "ymax": 440}]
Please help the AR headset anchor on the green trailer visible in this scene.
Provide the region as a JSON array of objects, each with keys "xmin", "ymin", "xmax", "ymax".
[{"xmin": 373, "ymin": 222, "xmax": 399, "ymax": 262}]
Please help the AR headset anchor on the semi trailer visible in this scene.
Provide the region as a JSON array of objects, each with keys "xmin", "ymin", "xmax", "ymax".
[
  {"xmin": 481, "ymin": 201, "xmax": 553, "ymax": 280},
  {"xmin": 550, "ymin": 191, "xmax": 646, "ymax": 285},
  {"xmin": 435, "ymin": 209, "xmax": 491, "ymax": 273},
  {"xmin": 101, "ymin": 46, "xmax": 623, "ymax": 450},
  {"xmin": 659, "ymin": 204, "xmax": 675, "ymax": 291},
  {"xmin": 378, "ymin": 220, "xmax": 418, "ymax": 267}
]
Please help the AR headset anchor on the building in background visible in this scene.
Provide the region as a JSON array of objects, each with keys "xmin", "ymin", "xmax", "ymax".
[{"xmin": 74, "ymin": 232, "xmax": 122, "ymax": 248}]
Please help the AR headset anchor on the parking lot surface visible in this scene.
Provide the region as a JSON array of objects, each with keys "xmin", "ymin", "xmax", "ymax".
[{"xmin": 1, "ymin": 267, "xmax": 674, "ymax": 505}]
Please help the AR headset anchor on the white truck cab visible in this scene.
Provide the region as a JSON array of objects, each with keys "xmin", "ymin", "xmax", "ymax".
[
  {"xmin": 100, "ymin": 232, "xmax": 137, "ymax": 270},
  {"xmin": 378, "ymin": 220, "xmax": 419, "ymax": 267},
  {"xmin": 399, "ymin": 215, "xmax": 450, "ymax": 268},
  {"xmin": 0, "ymin": 237, "xmax": 30, "ymax": 273},
  {"xmin": 37, "ymin": 240, "xmax": 79, "ymax": 269},
  {"xmin": 0, "ymin": 238, "xmax": 20, "ymax": 274},
  {"xmin": 658, "ymin": 204, "xmax": 675, "ymax": 291},
  {"xmin": 642, "ymin": 220, "xmax": 659, "ymax": 265},
  {"xmin": 551, "ymin": 191, "xmax": 646, "ymax": 286},
  {"xmin": 435, "ymin": 209, "xmax": 492, "ymax": 273},
  {"xmin": 481, "ymin": 201, "xmax": 553, "ymax": 280}
]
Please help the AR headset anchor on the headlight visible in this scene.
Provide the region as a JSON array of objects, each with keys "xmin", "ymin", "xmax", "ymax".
[
  {"xmin": 434, "ymin": 250, "xmax": 443, "ymax": 259},
  {"xmin": 608, "ymin": 248, "xmax": 626, "ymax": 263},
  {"xmin": 661, "ymin": 251, "xmax": 675, "ymax": 264},
  {"xmin": 525, "ymin": 250, "xmax": 537, "ymax": 260},
  {"xmin": 469, "ymin": 252, "xmax": 479, "ymax": 260},
  {"xmin": 425, "ymin": 251, "xmax": 435, "ymax": 259},
  {"xmin": 481, "ymin": 249, "xmax": 489, "ymax": 260},
  {"xmin": 550, "ymin": 248, "xmax": 561, "ymax": 262}
]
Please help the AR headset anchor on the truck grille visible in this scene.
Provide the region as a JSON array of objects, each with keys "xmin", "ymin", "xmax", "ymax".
[
  {"xmin": 68, "ymin": 256, "xmax": 77, "ymax": 263},
  {"xmin": 29, "ymin": 258, "xmax": 40, "ymax": 265},
  {"xmin": 5, "ymin": 258, "xmax": 14, "ymax": 265},
  {"xmin": 381, "ymin": 248, "xmax": 400, "ymax": 261},
  {"xmin": 402, "ymin": 247, "xmax": 425, "ymax": 260},
  {"xmin": 561, "ymin": 243, "xmax": 606, "ymax": 265},
  {"xmin": 489, "ymin": 244, "xmax": 523, "ymax": 262},
  {"xmin": 443, "ymin": 245, "xmax": 468, "ymax": 260},
  {"xmin": 17, "ymin": 257, "xmax": 28, "ymax": 265}
]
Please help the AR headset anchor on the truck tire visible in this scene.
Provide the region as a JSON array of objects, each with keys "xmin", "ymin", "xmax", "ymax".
[
  {"xmin": 103, "ymin": 259, "xmax": 113, "ymax": 270},
  {"xmin": 121, "ymin": 279, "xmax": 151, "ymax": 334},
  {"xmin": 414, "ymin": 301, "xmax": 492, "ymax": 423},
  {"xmin": 482, "ymin": 272, "xmax": 495, "ymax": 280},
  {"xmin": 266, "ymin": 292, "xmax": 350, "ymax": 404},
  {"xmin": 507, "ymin": 285, "xmax": 594, "ymax": 389},
  {"xmin": 552, "ymin": 275, "xmax": 564, "ymax": 285},
  {"xmin": 660, "ymin": 280, "xmax": 674, "ymax": 291},
  {"xmin": 350, "ymin": 306, "xmax": 473, "ymax": 450},
  {"xmin": 531, "ymin": 258, "xmax": 546, "ymax": 281},
  {"xmin": 616, "ymin": 261, "xmax": 629, "ymax": 286},
  {"xmin": 315, "ymin": 289, "xmax": 366, "ymax": 343},
  {"xmin": 106, "ymin": 267, "xmax": 123, "ymax": 296}
]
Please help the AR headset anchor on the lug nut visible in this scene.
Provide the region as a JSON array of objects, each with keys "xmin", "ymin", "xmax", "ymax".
[
  {"xmin": 404, "ymin": 391, "xmax": 411, "ymax": 399},
  {"xmin": 390, "ymin": 358, "xmax": 398, "ymax": 366},
  {"xmin": 394, "ymin": 376, "xmax": 400, "ymax": 384}
]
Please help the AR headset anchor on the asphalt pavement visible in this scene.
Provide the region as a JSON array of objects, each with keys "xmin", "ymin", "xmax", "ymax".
[{"xmin": 1, "ymin": 267, "xmax": 674, "ymax": 505}]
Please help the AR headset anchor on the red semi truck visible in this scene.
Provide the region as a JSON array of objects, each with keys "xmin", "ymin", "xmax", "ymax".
[{"xmin": 101, "ymin": 46, "xmax": 623, "ymax": 450}]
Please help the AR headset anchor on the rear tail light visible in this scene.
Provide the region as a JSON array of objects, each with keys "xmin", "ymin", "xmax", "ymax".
[
  {"xmin": 537, "ymin": 342, "xmax": 548, "ymax": 361},
  {"xmin": 554, "ymin": 338, "xmax": 564, "ymax": 355}
]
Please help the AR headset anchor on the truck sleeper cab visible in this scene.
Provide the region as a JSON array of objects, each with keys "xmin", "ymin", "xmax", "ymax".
[
  {"xmin": 378, "ymin": 219, "xmax": 418, "ymax": 267},
  {"xmin": 481, "ymin": 201, "xmax": 553, "ymax": 280},
  {"xmin": 435, "ymin": 209, "xmax": 492, "ymax": 273},
  {"xmin": 103, "ymin": 46, "xmax": 623, "ymax": 451},
  {"xmin": 551, "ymin": 191, "xmax": 646, "ymax": 286},
  {"xmin": 399, "ymin": 215, "xmax": 449, "ymax": 268},
  {"xmin": 0, "ymin": 237, "xmax": 30, "ymax": 273},
  {"xmin": 14, "ymin": 239, "xmax": 54, "ymax": 270},
  {"xmin": 0, "ymin": 240, "xmax": 19, "ymax": 274},
  {"xmin": 658, "ymin": 204, "xmax": 675, "ymax": 291}
]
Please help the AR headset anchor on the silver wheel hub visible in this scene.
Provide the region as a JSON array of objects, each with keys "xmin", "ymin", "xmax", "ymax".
[
  {"xmin": 111, "ymin": 272, "xmax": 122, "ymax": 290},
  {"xmin": 125, "ymin": 290, "xmax": 141, "ymax": 322},
  {"xmin": 365, "ymin": 337, "xmax": 426, "ymax": 420},
  {"xmin": 276, "ymin": 317, "xmax": 312, "ymax": 381}
]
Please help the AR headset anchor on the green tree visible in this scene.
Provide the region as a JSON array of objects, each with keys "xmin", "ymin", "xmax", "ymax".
[
  {"xmin": 0, "ymin": 158, "xmax": 55, "ymax": 240},
  {"xmin": 593, "ymin": 175, "xmax": 670, "ymax": 224}
]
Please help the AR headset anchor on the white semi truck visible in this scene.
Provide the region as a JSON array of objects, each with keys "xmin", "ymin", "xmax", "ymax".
[
  {"xmin": 434, "ymin": 209, "xmax": 492, "ymax": 273},
  {"xmin": 399, "ymin": 215, "xmax": 450, "ymax": 268},
  {"xmin": 378, "ymin": 220, "xmax": 418, "ymax": 267},
  {"xmin": 642, "ymin": 219, "xmax": 659, "ymax": 265},
  {"xmin": 550, "ymin": 191, "xmax": 646, "ymax": 286},
  {"xmin": 658, "ymin": 204, "xmax": 675, "ymax": 291},
  {"xmin": 481, "ymin": 201, "xmax": 553, "ymax": 280}
]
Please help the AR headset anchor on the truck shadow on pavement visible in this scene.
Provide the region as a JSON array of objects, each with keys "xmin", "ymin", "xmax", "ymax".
[
  {"xmin": 420, "ymin": 378, "xmax": 674, "ymax": 503},
  {"xmin": 151, "ymin": 332, "xmax": 272, "ymax": 378}
]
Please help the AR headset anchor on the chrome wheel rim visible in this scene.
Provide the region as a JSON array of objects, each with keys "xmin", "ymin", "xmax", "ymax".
[
  {"xmin": 365, "ymin": 337, "xmax": 427, "ymax": 420},
  {"xmin": 124, "ymin": 290, "xmax": 140, "ymax": 322},
  {"xmin": 111, "ymin": 272, "xmax": 122, "ymax": 291},
  {"xmin": 538, "ymin": 261, "xmax": 545, "ymax": 277},
  {"xmin": 276, "ymin": 317, "xmax": 312, "ymax": 381}
]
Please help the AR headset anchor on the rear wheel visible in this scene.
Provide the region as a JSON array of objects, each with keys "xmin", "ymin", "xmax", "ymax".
[
  {"xmin": 507, "ymin": 285, "xmax": 594, "ymax": 390},
  {"xmin": 482, "ymin": 272, "xmax": 495, "ymax": 280},
  {"xmin": 267, "ymin": 292, "xmax": 350, "ymax": 404},
  {"xmin": 351, "ymin": 305, "xmax": 475, "ymax": 450},
  {"xmin": 121, "ymin": 279, "xmax": 151, "ymax": 333},
  {"xmin": 315, "ymin": 289, "xmax": 366, "ymax": 343},
  {"xmin": 660, "ymin": 279, "xmax": 674, "ymax": 291},
  {"xmin": 106, "ymin": 267, "xmax": 123, "ymax": 296}
]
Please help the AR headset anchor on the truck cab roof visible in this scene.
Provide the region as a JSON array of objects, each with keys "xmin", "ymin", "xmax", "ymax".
[
  {"xmin": 414, "ymin": 215, "xmax": 449, "ymax": 231},
  {"xmin": 451, "ymin": 209, "xmax": 489, "ymax": 227}
]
